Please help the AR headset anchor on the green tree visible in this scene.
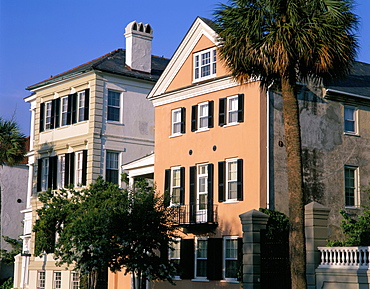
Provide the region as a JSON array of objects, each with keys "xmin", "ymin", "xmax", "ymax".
[
  {"xmin": 33, "ymin": 177, "xmax": 178, "ymax": 289},
  {"xmin": 214, "ymin": 1, "xmax": 358, "ymax": 288},
  {"xmin": 0, "ymin": 236, "xmax": 22, "ymax": 264},
  {"xmin": 0, "ymin": 118, "xmax": 27, "ymax": 166}
]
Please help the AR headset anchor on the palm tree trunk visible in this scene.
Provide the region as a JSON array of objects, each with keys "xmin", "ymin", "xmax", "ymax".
[{"xmin": 281, "ymin": 74, "xmax": 307, "ymax": 289}]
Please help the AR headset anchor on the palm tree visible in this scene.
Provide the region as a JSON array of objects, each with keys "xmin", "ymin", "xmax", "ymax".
[
  {"xmin": 214, "ymin": 0, "xmax": 358, "ymax": 288},
  {"xmin": 0, "ymin": 117, "xmax": 27, "ymax": 166}
]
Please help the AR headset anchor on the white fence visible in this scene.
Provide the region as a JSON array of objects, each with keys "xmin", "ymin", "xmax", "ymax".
[{"xmin": 318, "ymin": 246, "xmax": 370, "ymax": 268}]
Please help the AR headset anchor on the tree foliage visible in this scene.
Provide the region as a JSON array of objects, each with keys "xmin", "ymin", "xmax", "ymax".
[
  {"xmin": 0, "ymin": 118, "xmax": 27, "ymax": 166},
  {"xmin": 33, "ymin": 177, "xmax": 179, "ymax": 289},
  {"xmin": 0, "ymin": 236, "xmax": 22, "ymax": 264},
  {"xmin": 328, "ymin": 187, "xmax": 370, "ymax": 246}
]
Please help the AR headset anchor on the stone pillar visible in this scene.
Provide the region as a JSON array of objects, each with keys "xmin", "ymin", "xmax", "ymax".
[
  {"xmin": 239, "ymin": 209, "xmax": 269, "ymax": 289},
  {"xmin": 305, "ymin": 202, "xmax": 330, "ymax": 289}
]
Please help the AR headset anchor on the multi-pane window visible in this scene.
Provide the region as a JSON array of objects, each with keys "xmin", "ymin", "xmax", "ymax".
[
  {"xmin": 171, "ymin": 167, "xmax": 181, "ymax": 206},
  {"xmin": 59, "ymin": 155, "xmax": 66, "ymax": 188},
  {"xmin": 71, "ymin": 272, "xmax": 80, "ymax": 289},
  {"xmin": 195, "ymin": 238, "xmax": 208, "ymax": 278},
  {"xmin": 41, "ymin": 158, "xmax": 49, "ymax": 191},
  {"xmin": 37, "ymin": 271, "xmax": 46, "ymax": 289},
  {"xmin": 197, "ymin": 164, "xmax": 208, "ymax": 212},
  {"xmin": 53, "ymin": 271, "xmax": 62, "ymax": 289},
  {"xmin": 226, "ymin": 159, "xmax": 237, "ymax": 201},
  {"xmin": 78, "ymin": 91, "xmax": 86, "ymax": 122},
  {"xmin": 108, "ymin": 90, "xmax": 120, "ymax": 122},
  {"xmin": 75, "ymin": 151, "xmax": 84, "ymax": 186},
  {"xmin": 228, "ymin": 96, "xmax": 239, "ymax": 124},
  {"xmin": 45, "ymin": 101, "xmax": 52, "ymax": 130},
  {"xmin": 345, "ymin": 166, "xmax": 358, "ymax": 207},
  {"xmin": 61, "ymin": 97, "xmax": 68, "ymax": 126},
  {"xmin": 198, "ymin": 102, "xmax": 209, "ymax": 129},
  {"xmin": 194, "ymin": 48, "xmax": 217, "ymax": 82},
  {"xmin": 169, "ymin": 239, "xmax": 181, "ymax": 279},
  {"xmin": 224, "ymin": 237, "xmax": 238, "ymax": 280},
  {"xmin": 172, "ymin": 108, "xmax": 182, "ymax": 135},
  {"xmin": 106, "ymin": 151, "xmax": 119, "ymax": 184},
  {"xmin": 344, "ymin": 106, "xmax": 356, "ymax": 133}
]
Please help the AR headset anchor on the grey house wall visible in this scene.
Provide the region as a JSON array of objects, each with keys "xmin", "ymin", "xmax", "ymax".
[
  {"xmin": 0, "ymin": 164, "xmax": 28, "ymax": 280},
  {"xmin": 269, "ymin": 84, "xmax": 370, "ymax": 241}
]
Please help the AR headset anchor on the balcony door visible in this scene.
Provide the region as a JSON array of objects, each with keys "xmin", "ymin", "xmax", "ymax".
[{"xmin": 197, "ymin": 164, "xmax": 208, "ymax": 223}]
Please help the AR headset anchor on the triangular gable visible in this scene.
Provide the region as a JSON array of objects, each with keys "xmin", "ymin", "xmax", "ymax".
[{"xmin": 147, "ymin": 17, "xmax": 218, "ymax": 100}]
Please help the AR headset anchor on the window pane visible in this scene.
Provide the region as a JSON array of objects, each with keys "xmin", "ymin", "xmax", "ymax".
[
  {"xmin": 226, "ymin": 239, "xmax": 238, "ymax": 258},
  {"xmin": 108, "ymin": 91, "xmax": 120, "ymax": 121},
  {"xmin": 225, "ymin": 260, "xmax": 238, "ymax": 278},
  {"xmin": 197, "ymin": 240, "xmax": 207, "ymax": 258}
]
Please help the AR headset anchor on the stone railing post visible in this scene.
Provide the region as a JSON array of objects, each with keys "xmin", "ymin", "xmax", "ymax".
[
  {"xmin": 305, "ymin": 201, "xmax": 330, "ymax": 289},
  {"xmin": 239, "ymin": 209, "xmax": 269, "ymax": 289}
]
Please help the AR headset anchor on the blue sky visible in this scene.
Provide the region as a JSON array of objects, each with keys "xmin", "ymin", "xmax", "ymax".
[{"xmin": 1, "ymin": 0, "xmax": 369, "ymax": 135}]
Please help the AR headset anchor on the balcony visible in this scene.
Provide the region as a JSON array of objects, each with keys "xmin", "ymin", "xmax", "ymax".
[{"xmin": 171, "ymin": 204, "xmax": 218, "ymax": 233}]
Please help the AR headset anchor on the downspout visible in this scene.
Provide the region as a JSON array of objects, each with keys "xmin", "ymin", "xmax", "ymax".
[{"xmin": 266, "ymin": 81, "xmax": 274, "ymax": 209}]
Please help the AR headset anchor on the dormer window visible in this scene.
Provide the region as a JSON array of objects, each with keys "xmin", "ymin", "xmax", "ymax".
[{"xmin": 194, "ymin": 48, "xmax": 217, "ymax": 82}]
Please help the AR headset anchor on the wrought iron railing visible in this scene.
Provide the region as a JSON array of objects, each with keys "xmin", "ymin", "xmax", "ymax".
[{"xmin": 171, "ymin": 204, "xmax": 218, "ymax": 226}]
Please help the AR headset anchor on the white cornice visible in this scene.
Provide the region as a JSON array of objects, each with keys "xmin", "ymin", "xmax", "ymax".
[
  {"xmin": 151, "ymin": 76, "xmax": 239, "ymax": 107},
  {"xmin": 148, "ymin": 17, "xmax": 218, "ymax": 100}
]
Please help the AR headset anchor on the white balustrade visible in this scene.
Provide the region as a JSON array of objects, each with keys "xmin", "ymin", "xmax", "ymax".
[{"xmin": 318, "ymin": 247, "xmax": 370, "ymax": 268}]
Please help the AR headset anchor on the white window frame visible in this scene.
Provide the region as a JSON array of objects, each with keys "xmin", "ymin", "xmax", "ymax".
[
  {"xmin": 171, "ymin": 108, "xmax": 182, "ymax": 136},
  {"xmin": 197, "ymin": 164, "xmax": 208, "ymax": 223},
  {"xmin": 223, "ymin": 236, "xmax": 238, "ymax": 281},
  {"xmin": 53, "ymin": 271, "xmax": 62, "ymax": 289},
  {"xmin": 344, "ymin": 166, "xmax": 359, "ymax": 207},
  {"xmin": 194, "ymin": 237, "xmax": 208, "ymax": 280},
  {"xmin": 75, "ymin": 151, "xmax": 84, "ymax": 186},
  {"xmin": 37, "ymin": 271, "xmax": 46, "ymax": 289},
  {"xmin": 169, "ymin": 238, "xmax": 181, "ymax": 280},
  {"xmin": 170, "ymin": 167, "xmax": 181, "ymax": 206},
  {"xmin": 198, "ymin": 102, "xmax": 209, "ymax": 130},
  {"xmin": 41, "ymin": 158, "xmax": 49, "ymax": 191},
  {"xmin": 194, "ymin": 48, "xmax": 217, "ymax": 82},
  {"xmin": 227, "ymin": 95, "xmax": 239, "ymax": 125},
  {"xmin": 61, "ymin": 96, "xmax": 68, "ymax": 126},
  {"xmin": 344, "ymin": 105, "xmax": 357, "ymax": 134},
  {"xmin": 59, "ymin": 154, "xmax": 66, "ymax": 188},
  {"xmin": 45, "ymin": 101, "xmax": 52, "ymax": 130},
  {"xmin": 226, "ymin": 158, "xmax": 238, "ymax": 202},
  {"xmin": 70, "ymin": 272, "xmax": 80, "ymax": 289},
  {"xmin": 106, "ymin": 151, "xmax": 119, "ymax": 184},
  {"xmin": 107, "ymin": 90, "xmax": 121, "ymax": 122},
  {"xmin": 78, "ymin": 91, "xmax": 86, "ymax": 122}
]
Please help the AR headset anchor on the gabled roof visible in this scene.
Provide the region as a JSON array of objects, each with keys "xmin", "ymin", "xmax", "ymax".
[
  {"xmin": 325, "ymin": 61, "xmax": 370, "ymax": 99},
  {"xmin": 27, "ymin": 49, "xmax": 170, "ymax": 91},
  {"xmin": 147, "ymin": 17, "xmax": 218, "ymax": 100}
]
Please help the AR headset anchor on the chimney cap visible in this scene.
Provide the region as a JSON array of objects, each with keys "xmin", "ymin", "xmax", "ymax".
[{"xmin": 125, "ymin": 21, "xmax": 153, "ymax": 36}]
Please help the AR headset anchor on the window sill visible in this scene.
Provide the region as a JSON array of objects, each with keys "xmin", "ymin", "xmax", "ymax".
[
  {"xmin": 221, "ymin": 279, "xmax": 239, "ymax": 283},
  {"xmin": 223, "ymin": 200, "xmax": 239, "ymax": 204},
  {"xmin": 195, "ymin": 128, "xmax": 210, "ymax": 133},
  {"xmin": 107, "ymin": 121, "xmax": 124, "ymax": 126},
  {"xmin": 191, "ymin": 278, "xmax": 209, "ymax": 282},
  {"xmin": 344, "ymin": 132, "xmax": 360, "ymax": 137},
  {"xmin": 169, "ymin": 133, "xmax": 183, "ymax": 138},
  {"xmin": 222, "ymin": 122, "xmax": 239, "ymax": 128},
  {"xmin": 344, "ymin": 206, "xmax": 360, "ymax": 210}
]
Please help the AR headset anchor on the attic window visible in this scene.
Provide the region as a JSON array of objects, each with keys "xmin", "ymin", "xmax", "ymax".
[{"xmin": 194, "ymin": 48, "xmax": 217, "ymax": 82}]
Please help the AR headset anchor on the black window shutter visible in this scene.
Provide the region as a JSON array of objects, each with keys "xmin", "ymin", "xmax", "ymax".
[
  {"xmin": 71, "ymin": 93, "xmax": 78, "ymax": 124},
  {"xmin": 67, "ymin": 94, "xmax": 72, "ymax": 125},
  {"xmin": 219, "ymin": 98, "xmax": 226, "ymax": 126},
  {"xmin": 180, "ymin": 107, "xmax": 186, "ymax": 133},
  {"xmin": 50, "ymin": 100, "xmax": 55, "ymax": 129},
  {"xmin": 218, "ymin": 161, "xmax": 225, "ymax": 202},
  {"xmin": 160, "ymin": 241, "xmax": 169, "ymax": 264},
  {"xmin": 164, "ymin": 169, "xmax": 171, "ymax": 207},
  {"xmin": 237, "ymin": 159, "xmax": 243, "ymax": 201},
  {"xmin": 207, "ymin": 163, "xmax": 214, "ymax": 223},
  {"xmin": 189, "ymin": 166, "xmax": 196, "ymax": 223},
  {"xmin": 180, "ymin": 166, "xmax": 185, "ymax": 205},
  {"xmin": 65, "ymin": 154, "xmax": 70, "ymax": 186},
  {"xmin": 238, "ymin": 94, "xmax": 244, "ymax": 123},
  {"xmin": 48, "ymin": 156, "xmax": 58, "ymax": 190},
  {"xmin": 191, "ymin": 105, "xmax": 198, "ymax": 132},
  {"xmin": 207, "ymin": 238, "xmax": 223, "ymax": 280},
  {"xmin": 69, "ymin": 152, "xmax": 75, "ymax": 186},
  {"xmin": 84, "ymin": 89, "xmax": 90, "ymax": 121},
  {"xmin": 40, "ymin": 103, "xmax": 45, "ymax": 132},
  {"xmin": 82, "ymin": 150, "xmax": 88, "ymax": 186},
  {"xmin": 54, "ymin": 98, "xmax": 60, "ymax": 128},
  {"xmin": 180, "ymin": 239, "xmax": 195, "ymax": 279},
  {"xmin": 208, "ymin": 100, "xmax": 214, "ymax": 128},
  {"xmin": 238, "ymin": 237, "xmax": 243, "ymax": 281},
  {"xmin": 37, "ymin": 159, "xmax": 43, "ymax": 192}
]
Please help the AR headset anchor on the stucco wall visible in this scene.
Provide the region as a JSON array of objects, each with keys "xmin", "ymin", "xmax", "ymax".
[
  {"xmin": 270, "ymin": 84, "xmax": 370, "ymax": 240},
  {"xmin": 0, "ymin": 164, "xmax": 28, "ymax": 279}
]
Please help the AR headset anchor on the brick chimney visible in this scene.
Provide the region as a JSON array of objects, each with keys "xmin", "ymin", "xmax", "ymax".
[{"xmin": 124, "ymin": 21, "xmax": 153, "ymax": 73}]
